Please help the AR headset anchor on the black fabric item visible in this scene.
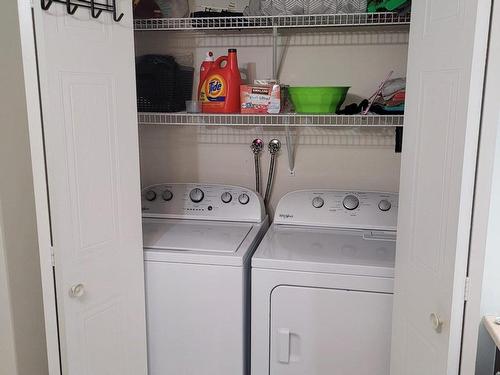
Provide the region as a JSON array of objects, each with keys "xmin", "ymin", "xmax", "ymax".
[
  {"xmin": 190, "ymin": 11, "xmax": 244, "ymax": 17},
  {"xmin": 369, "ymin": 104, "xmax": 404, "ymax": 115}
]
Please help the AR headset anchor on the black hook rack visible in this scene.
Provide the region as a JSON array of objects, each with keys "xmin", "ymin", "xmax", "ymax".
[{"xmin": 41, "ymin": 0, "xmax": 124, "ymax": 22}]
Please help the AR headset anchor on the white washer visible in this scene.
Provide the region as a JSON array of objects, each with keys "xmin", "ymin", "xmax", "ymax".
[
  {"xmin": 251, "ymin": 190, "xmax": 398, "ymax": 375},
  {"xmin": 142, "ymin": 183, "xmax": 269, "ymax": 375}
]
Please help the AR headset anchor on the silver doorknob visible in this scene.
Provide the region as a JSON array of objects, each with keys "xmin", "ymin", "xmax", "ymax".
[
  {"xmin": 69, "ymin": 283, "xmax": 85, "ymax": 298},
  {"xmin": 430, "ymin": 313, "xmax": 443, "ymax": 333}
]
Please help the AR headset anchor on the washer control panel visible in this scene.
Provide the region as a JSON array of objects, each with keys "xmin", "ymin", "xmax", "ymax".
[
  {"xmin": 275, "ymin": 190, "xmax": 398, "ymax": 230},
  {"xmin": 141, "ymin": 183, "xmax": 265, "ymax": 223}
]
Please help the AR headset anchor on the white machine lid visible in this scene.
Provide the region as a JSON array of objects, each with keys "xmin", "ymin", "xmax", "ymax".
[
  {"xmin": 252, "ymin": 225, "xmax": 396, "ymax": 277},
  {"xmin": 143, "ymin": 219, "xmax": 253, "ymax": 253}
]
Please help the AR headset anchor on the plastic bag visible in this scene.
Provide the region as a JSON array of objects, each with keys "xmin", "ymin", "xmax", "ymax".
[
  {"xmin": 244, "ymin": 0, "xmax": 367, "ymax": 16},
  {"xmin": 155, "ymin": 0, "xmax": 189, "ymax": 17}
]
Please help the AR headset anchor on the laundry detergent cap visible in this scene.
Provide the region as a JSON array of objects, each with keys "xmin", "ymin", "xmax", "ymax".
[{"xmin": 205, "ymin": 51, "xmax": 214, "ymax": 61}]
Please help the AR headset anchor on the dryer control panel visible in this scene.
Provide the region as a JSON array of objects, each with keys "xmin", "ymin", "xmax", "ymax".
[
  {"xmin": 274, "ymin": 190, "xmax": 398, "ymax": 231},
  {"xmin": 141, "ymin": 183, "xmax": 265, "ymax": 223}
]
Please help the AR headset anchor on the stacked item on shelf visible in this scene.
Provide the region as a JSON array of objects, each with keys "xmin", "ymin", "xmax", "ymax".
[
  {"xmin": 367, "ymin": 0, "xmax": 411, "ymax": 15},
  {"xmin": 136, "ymin": 55, "xmax": 194, "ymax": 113},
  {"xmin": 133, "ymin": 0, "xmax": 189, "ymax": 18},
  {"xmin": 337, "ymin": 75, "xmax": 405, "ymax": 115},
  {"xmin": 369, "ymin": 77, "xmax": 405, "ymax": 115},
  {"xmin": 244, "ymin": 0, "xmax": 367, "ymax": 16}
]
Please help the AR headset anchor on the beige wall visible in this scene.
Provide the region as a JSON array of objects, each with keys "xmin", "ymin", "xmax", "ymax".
[
  {"xmin": 135, "ymin": 16, "xmax": 407, "ymax": 212},
  {"xmin": 0, "ymin": 1, "xmax": 49, "ymax": 375}
]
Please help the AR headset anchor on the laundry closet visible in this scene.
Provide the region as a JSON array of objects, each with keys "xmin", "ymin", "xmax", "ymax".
[
  {"xmin": 14, "ymin": 0, "xmax": 492, "ymax": 374},
  {"xmin": 135, "ymin": 5, "xmax": 407, "ymax": 211}
]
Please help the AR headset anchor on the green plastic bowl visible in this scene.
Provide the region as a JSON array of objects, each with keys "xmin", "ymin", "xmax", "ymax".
[{"xmin": 288, "ymin": 86, "xmax": 350, "ymax": 114}]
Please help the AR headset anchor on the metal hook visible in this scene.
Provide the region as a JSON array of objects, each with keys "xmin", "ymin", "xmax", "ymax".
[
  {"xmin": 65, "ymin": 0, "xmax": 78, "ymax": 15},
  {"xmin": 41, "ymin": 0, "xmax": 53, "ymax": 10},
  {"xmin": 90, "ymin": 0, "xmax": 103, "ymax": 18},
  {"xmin": 113, "ymin": 0, "xmax": 124, "ymax": 22}
]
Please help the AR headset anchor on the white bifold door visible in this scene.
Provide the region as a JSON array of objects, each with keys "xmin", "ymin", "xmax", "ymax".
[
  {"xmin": 391, "ymin": 0, "xmax": 490, "ymax": 374},
  {"xmin": 32, "ymin": 1, "xmax": 148, "ymax": 374}
]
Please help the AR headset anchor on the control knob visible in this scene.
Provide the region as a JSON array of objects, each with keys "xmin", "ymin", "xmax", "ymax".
[
  {"xmin": 189, "ymin": 188, "xmax": 204, "ymax": 203},
  {"xmin": 343, "ymin": 194, "xmax": 359, "ymax": 210},
  {"xmin": 221, "ymin": 192, "xmax": 232, "ymax": 203},
  {"xmin": 312, "ymin": 197, "xmax": 324, "ymax": 208},
  {"xmin": 378, "ymin": 199, "xmax": 391, "ymax": 211},
  {"xmin": 162, "ymin": 189, "xmax": 173, "ymax": 201},
  {"xmin": 145, "ymin": 190, "xmax": 157, "ymax": 201},
  {"xmin": 238, "ymin": 193, "xmax": 250, "ymax": 205}
]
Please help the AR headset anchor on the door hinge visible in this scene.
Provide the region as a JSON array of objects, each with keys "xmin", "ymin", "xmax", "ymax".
[
  {"xmin": 50, "ymin": 247, "xmax": 55, "ymax": 267},
  {"xmin": 464, "ymin": 277, "xmax": 471, "ymax": 301}
]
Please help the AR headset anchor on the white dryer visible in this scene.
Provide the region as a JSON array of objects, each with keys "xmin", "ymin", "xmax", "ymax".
[
  {"xmin": 251, "ymin": 190, "xmax": 398, "ymax": 375},
  {"xmin": 142, "ymin": 183, "xmax": 269, "ymax": 375}
]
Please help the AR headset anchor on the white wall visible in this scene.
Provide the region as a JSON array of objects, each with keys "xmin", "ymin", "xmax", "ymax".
[
  {"xmin": 135, "ymin": 18, "xmax": 407, "ymax": 209},
  {"xmin": 0, "ymin": 1, "xmax": 49, "ymax": 375}
]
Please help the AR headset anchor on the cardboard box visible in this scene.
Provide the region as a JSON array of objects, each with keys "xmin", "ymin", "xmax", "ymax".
[{"xmin": 240, "ymin": 84, "xmax": 281, "ymax": 114}]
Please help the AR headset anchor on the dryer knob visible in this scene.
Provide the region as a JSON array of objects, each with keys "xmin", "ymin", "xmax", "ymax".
[
  {"xmin": 378, "ymin": 199, "xmax": 391, "ymax": 211},
  {"xmin": 162, "ymin": 189, "xmax": 173, "ymax": 201},
  {"xmin": 221, "ymin": 192, "xmax": 232, "ymax": 203},
  {"xmin": 343, "ymin": 194, "xmax": 359, "ymax": 210},
  {"xmin": 189, "ymin": 188, "xmax": 204, "ymax": 203},
  {"xmin": 312, "ymin": 197, "xmax": 324, "ymax": 208},
  {"xmin": 145, "ymin": 190, "xmax": 157, "ymax": 201},
  {"xmin": 238, "ymin": 193, "xmax": 250, "ymax": 205}
]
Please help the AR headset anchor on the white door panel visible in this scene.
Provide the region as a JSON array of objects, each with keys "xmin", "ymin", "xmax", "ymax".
[
  {"xmin": 33, "ymin": 2, "xmax": 147, "ymax": 374},
  {"xmin": 391, "ymin": 0, "xmax": 490, "ymax": 374},
  {"xmin": 270, "ymin": 286, "xmax": 393, "ymax": 375}
]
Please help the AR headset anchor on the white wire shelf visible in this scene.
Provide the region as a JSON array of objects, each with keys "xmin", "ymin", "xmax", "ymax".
[
  {"xmin": 134, "ymin": 12, "xmax": 410, "ymax": 31},
  {"xmin": 137, "ymin": 112, "xmax": 404, "ymax": 127}
]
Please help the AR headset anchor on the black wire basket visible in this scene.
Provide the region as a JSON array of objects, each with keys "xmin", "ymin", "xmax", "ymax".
[{"xmin": 136, "ymin": 55, "xmax": 194, "ymax": 113}]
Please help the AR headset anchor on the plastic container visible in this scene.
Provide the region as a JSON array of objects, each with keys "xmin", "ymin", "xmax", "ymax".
[
  {"xmin": 288, "ymin": 86, "xmax": 350, "ymax": 114},
  {"xmin": 186, "ymin": 100, "xmax": 202, "ymax": 113},
  {"xmin": 199, "ymin": 49, "xmax": 242, "ymax": 114}
]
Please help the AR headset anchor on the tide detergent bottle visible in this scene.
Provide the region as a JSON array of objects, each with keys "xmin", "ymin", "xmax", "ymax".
[
  {"xmin": 197, "ymin": 51, "xmax": 214, "ymax": 100},
  {"xmin": 199, "ymin": 49, "xmax": 241, "ymax": 113}
]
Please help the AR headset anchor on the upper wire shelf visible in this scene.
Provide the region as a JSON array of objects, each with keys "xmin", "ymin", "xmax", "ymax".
[
  {"xmin": 138, "ymin": 112, "xmax": 404, "ymax": 127},
  {"xmin": 134, "ymin": 12, "xmax": 410, "ymax": 31}
]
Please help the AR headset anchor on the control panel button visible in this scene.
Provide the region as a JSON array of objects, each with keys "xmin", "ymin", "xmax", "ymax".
[
  {"xmin": 343, "ymin": 194, "xmax": 359, "ymax": 210},
  {"xmin": 378, "ymin": 199, "xmax": 392, "ymax": 211},
  {"xmin": 189, "ymin": 188, "xmax": 204, "ymax": 203},
  {"xmin": 162, "ymin": 189, "xmax": 173, "ymax": 201},
  {"xmin": 145, "ymin": 190, "xmax": 157, "ymax": 201},
  {"xmin": 221, "ymin": 192, "xmax": 232, "ymax": 203},
  {"xmin": 238, "ymin": 193, "xmax": 250, "ymax": 205},
  {"xmin": 312, "ymin": 196, "xmax": 324, "ymax": 208}
]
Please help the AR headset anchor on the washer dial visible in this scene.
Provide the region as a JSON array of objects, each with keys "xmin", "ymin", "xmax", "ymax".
[
  {"xmin": 162, "ymin": 189, "xmax": 173, "ymax": 201},
  {"xmin": 343, "ymin": 194, "xmax": 359, "ymax": 210},
  {"xmin": 312, "ymin": 197, "xmax": 324, "ymax": 208},
  {"xmin": 189, "ymin": 188, "xmax": 204, "ymax": 203},
  {"xmin": 221, "ymin": 192, "xmax": 232, "ymax": 203},
  {"xmin": 378, "ymin": 199, "xmax": 392, "ymax": 211},
  {"xmin": 145, "ymin": 190, "xmax": 157, "ymax": 201},
  {"xmin": 238, "ymin": 193, "xmax": 250, "ymax": 205}
]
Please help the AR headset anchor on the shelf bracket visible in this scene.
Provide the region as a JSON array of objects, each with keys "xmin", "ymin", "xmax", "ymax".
[
  {"xmin": 395, "ymin": 126, "xmax": 403, "ymax": 153},
  {"xmin": 283, "ymin": 118, "xmax": 296, "ymax": 174},
  {"xmin": 272, "ymin": 26, "xmax": 278, "ymax": 81}
]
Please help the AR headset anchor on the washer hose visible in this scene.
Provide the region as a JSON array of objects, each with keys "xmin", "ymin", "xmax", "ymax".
[
  {"xmin": 264, "ymin": 139, "xmax": 281, "ymax": 206},
  {"xmin": 250, "ymin": 139, "xmax": 264, "ymax": 194}
]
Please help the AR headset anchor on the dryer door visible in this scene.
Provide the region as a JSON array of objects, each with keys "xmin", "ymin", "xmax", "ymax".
[{"xmin": 270, "ymin": 285, "xmax": 393, "ymax": 375}]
